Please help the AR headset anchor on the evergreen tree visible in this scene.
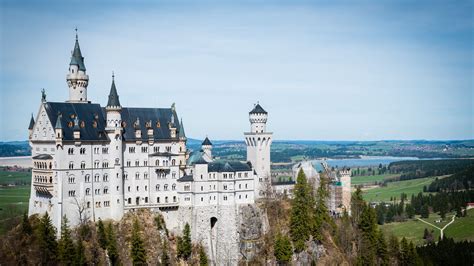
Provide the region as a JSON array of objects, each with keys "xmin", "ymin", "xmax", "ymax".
[
  {"xmin": 177, "ymin": 223, "xmax": 192, "ymax": 260},
  {"xmin": 405, "ymin": 204, "xmax": 415, "ymax": 219},
  {"xmin": 199, "ymin": 245, "xmax": 208, "ymax": 266},
  {"xmin": 97, "ymin": 219, "xmax": 107, "ymax": 250},
  {"xmin": 106, "ymin": 223, "xmax": 119, "ymax": 265},
  {"xmin": 312, "ymin": 176, "xmax": 333, "ymax": 242},
  {"xmin": 21, "ymin": 212, "xmax": 32, "ymax": 235},
  {"xmin": 37, "ymin": 212, "xmax": 58, "ymax": 264},
  {"xmin": 289, "ymin": 169, "xmax": 313, "ymax": 252},
  {"xmin": 351, "ymin": 187, "xmax": 365, "ymax": 225},
  {"xmin": 75, "ymin": 240, "xmax": 86, "ymax": 266},
  {"xmin": 161, "ymin": 240, "xmax": 170, "ymax": 265},
  {"xmin": 388, "ymin": 235, "xmax": 400, "ymax": 263},
  {"xmin": 420, "ymin": 204, "xmax": 430, "ymax": 218},
  {"xmin": 375, "ymin": 230, "xmax": 389, "ymax": 266},
  {"xmin": 357, "ymin": 204, "xmax": 378, "ymax": 265},
  {"xmin": 130, "ymin": 219, "xmax": 147, "ymax": 265},
  {"xmin": 58, "ymin": 215, "xmax": 75, "ymax": 265},
  {"xmin": 274, "ymin": 232, "xmax": 293, "ymax": 264},
  {"xmin": 399, "ymin": 237, "xmax": 409, "ymax": 266}
]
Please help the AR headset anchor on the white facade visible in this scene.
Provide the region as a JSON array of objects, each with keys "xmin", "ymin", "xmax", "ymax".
[{"xmin": 28, "ymin": 34, "xmax": 272, "ymax": 263}]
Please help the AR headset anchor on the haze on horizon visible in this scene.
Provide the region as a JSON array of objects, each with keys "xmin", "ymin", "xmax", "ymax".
[{"xmin": 0, "ymin": 0, "xmax": 472, "ymax": 141}]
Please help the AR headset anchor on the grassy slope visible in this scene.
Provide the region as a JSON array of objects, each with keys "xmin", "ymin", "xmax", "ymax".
[
  {"xmin": 0, "ymin": 170, "xmax": 31, "ymax": 223},
  {"xmin": 0, "ymin": 170, "xmax": 31, "ymax": 185},
  {"xmin": 381, "ymin": 218, "xmax": 441, "ymax": 246},
  {"xmin": 444, "ymin": 209, "xmax": 474, "ymax": 241},
  {"xmin": 351, "ymin": 174, "xmax": 399, "ymax": 186},
  {"xmin": 363, "ymin": 176, "xmax": 437, "ymax": 202}
]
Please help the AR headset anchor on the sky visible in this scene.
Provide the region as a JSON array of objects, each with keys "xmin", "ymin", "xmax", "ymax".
[{"xmin": 0, "ymin": 0, "xmax": 472, "ymax": 141}]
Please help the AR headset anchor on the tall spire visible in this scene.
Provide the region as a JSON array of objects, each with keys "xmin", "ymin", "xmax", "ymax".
[
  {"xmin": 107, "ymin": 72, "xmax": 121, "ymax": 108},
  {"xmin": 69, "ymin": 29, "xmax": 86, "ymax": 71},
  {"xmin": 28, "ymin": 114, "xmax": 35, "ymax": 130},
  {"xmin": 178, "ymin": 118, "xmax": 186, "ymax": 140}
]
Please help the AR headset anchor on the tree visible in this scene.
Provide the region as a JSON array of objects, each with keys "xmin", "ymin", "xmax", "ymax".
[
  {"xmin": 199, "ymin": 245, "xmax": 208, "ymax": 266},
  {"xmin": 21, "ymin": 212, "xmax": 32, "ymax": 235},
  {"xmin": 37, "ymin": 212, "xmax": 58, "ymax": 264},
  {"xmin": 177, "ymin": 223, "xmax": 192, "ymax": 261},
  {"xmin": 97, "ymin": 219, "xmax": 107, "ymax": 250},
  {"xmin": 58, "ymin": 215, "xmax": 75, "ymax": 265},
  {"xmin": 289, "ymin": 169, "xmax": 313, "ymax": 252},
  {"xmin": 399, "ymin": 237, "xmax": 409, "ymax": 265},
  {"xmin": 274, "ymin": 232, "xmax": 293, "ymax": 264},
  {"xmin": 420, "ymin": 204, "xmax": 430, "ymax": 219},
  {"xmin": 405, "ymin": 204, "xmax": 415, "ymax": 219},
  {"xmin": 351, "ymin": 187, "xmax": 365, "ymax": 225},
  {"xmin": 375, "ymin": 230, "xmax": 389, "ymax": 266},
  {"xmin": 130, "ymin": 219, "xmax": 147, "ymax": 265},
  {"xmin": 161, "ymin": 240, "xmax": 170, "ymax": 265},
  {"xmin": 312, "ymin": 175, "xmax": 334, "ymax": 241},
  {"xmin": 106, "ymin": 223, "xmax": 119, "ymax": 265},
  {"xmin": 75, "ymin": 239, "xmax": 86, "ymax": 266},
  {"xmin": 388, "ymin": 235, "xmax": 400, "ymax": 264}
]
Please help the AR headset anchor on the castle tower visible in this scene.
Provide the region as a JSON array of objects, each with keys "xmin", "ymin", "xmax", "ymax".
[
  {"xmin": 245, "ymin": 103, "xmax": 273, "ymax": 193},
  {"xmin": 105, "ymin": 74, "xmax": 124, "ymax": 220},
  {"xmin": 66, "ymin": 30, "xmax": 89, "ymax": 103},
  {"xmin": 202, "ymin": 137, "xmax": 213, "ymax": 162}
]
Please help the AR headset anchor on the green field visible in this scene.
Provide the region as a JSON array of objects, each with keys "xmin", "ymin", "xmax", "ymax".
[
  {"xmin": 381, "ymin": 217, "xmax": 442, "ymax": 246},
  {"xmin": 363, "ymin": 176, "xmax": 438, "ymax": 202},
  {"xmin": 0, "ymin": 169, "xmax": 31, "ymax": 185},
  {"xmin": 351, "ymin": 174, "xmax": 399, "ymax": 186},
  {"xmin": 0, "ymin": 170, "xmax": 31, "ymax": 234},
  {"xmin": 444, "ymin": 209, "xmax": 474, "ymax": 241}
]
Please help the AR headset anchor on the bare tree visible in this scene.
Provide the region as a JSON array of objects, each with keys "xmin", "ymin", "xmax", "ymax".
[{"xmin": 73, "ymin": 196, "xmax": 90, "ymax": 226}]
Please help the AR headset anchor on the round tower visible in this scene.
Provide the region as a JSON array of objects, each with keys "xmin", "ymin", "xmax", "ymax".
[
  {"xmin": 202, "ymin": 137, "xmax": 213, "ymax": 162},
  {"xmin": 66, "ymin": 30, "xmax": 89, "ymax": 103},
  {"xmin": 105, "ymin": 73, "xmax": 124, "ymax": 220},
  {"xmin": 244, "ymin": 103, "xmax": 273, "ymax": 198}
]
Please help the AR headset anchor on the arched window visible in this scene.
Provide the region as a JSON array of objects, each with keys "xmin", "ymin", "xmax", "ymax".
[
  {"xmin": 172, "ymin": 184, "xmax": 176, "ymax": 191},
  {"xmin": 86, "ymin": 188, "xmax": 91, "ymax": 195},
  {"xmin": 156, "ymin": 184, "xmax": 160, "ymax": 191},
  {"xmin": 164, "ymin": 184, "xmax": 168, "ymax": 191},
  {"xmin": 172, "ymin": 159, "xmax": 176, "ymax": 166}
]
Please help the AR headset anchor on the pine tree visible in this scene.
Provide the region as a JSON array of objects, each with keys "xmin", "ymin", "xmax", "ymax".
[
  {"xmin": 399, "ymin": 237, "xmax": 409, "ymax": 266},
  {"xmin": 21, "ymin": 212, "xmax": 32, "ymax": 235},
  {"xmin": 177, "ymin": 223, "xmax": 192, "ymax": 260},
  {"xmin": 357, "ymin": 204, "xmax": 378, "ymax": 265},
  {"xmin": 58, "ymin": 215, "xmax": 75, "ymax": 265},
  {"xmin": 420, "ymin": 204, "xmax": 430, "ymax": 218},
  {"xmin": 161, "ymin": 239, "xmax": 170, "ymax": 265},
  {"xmin": 289, "ymin": 169, "xmax": 313, "ymax": 252},
  {"xmin": 312, "ymin": 176, "xmax": 334, "ymax": 242},
  {"xmin": 106, "ymin": 223, "xmax": 119, "ymax": 265},
  {"xmin": 199, "ymin": 245, "xmax": 208, "ymax": 266},
  {"xmin": 274, "ymin": 232, "xmax": 293, "ymax": 264},
  {"xmin": 37, "ymin": 212, "xmax": 58, "ymax": 264},
  {"xmin": 388, "ymin": 235, "xmax": 400, "ymax": 264},
  {"xmin": 75, "ymin": 239, "xmax": 86, "ymax": 266},
  {"xmin": 130, "ymin": 219, "xmax": 147, "ymax": 265},
  {"xmin": 376, "ymin": 230, "xmax": 389, "ymax": 266},
  {"xmin": 97, "ymin": 219, "xmax": 107, "ymax": 250},
  {"xmin": 351, "ymin": 187, "xmax": 365, "ymax": 225}
]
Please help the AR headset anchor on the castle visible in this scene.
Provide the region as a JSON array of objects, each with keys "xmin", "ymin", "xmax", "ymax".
[{"xmin": 28, "ymin": 33, "xmax": 272, "ymax": 263}]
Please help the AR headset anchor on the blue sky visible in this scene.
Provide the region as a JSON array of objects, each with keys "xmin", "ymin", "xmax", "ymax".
[{"xmin": 0, "ymin": 0, "xmax": 472, "ymax": 141}]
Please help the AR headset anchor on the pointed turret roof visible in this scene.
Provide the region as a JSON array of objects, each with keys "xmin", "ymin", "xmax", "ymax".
[
  {"xmin": 73, "ymin": 116, "xmax": 80, "ymax": 131},
  {"xmin": 249, "ymin": 103, "xmax": 267, "ymax": 114},
  {"xmin": 69, "ymin": 32, "xmax": 86, "ymax": 71},
  {"xmin": 55, "ymin": 115, "xmax": 63, "ymax": 129},
  {"xmin": 28, "ymin": 114, "xmax": 35, "ymax": 130},
  {"xmin": 202, "ymin": 137, "xmax": 212, "ymax": 146},
  {"xmin": 107, "ymin": 74, "xmax": 121, "ymax": 107},
  {"xmin": 178, "ymin": 119, "xmax": 186, "ymax": 139}
]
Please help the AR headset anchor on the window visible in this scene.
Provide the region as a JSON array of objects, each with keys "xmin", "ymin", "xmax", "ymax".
[
  {"xmin": 223, "ymin": 174, "xmax": 227, "ymax": 179},
  {"xmin": 145, "ymin": 185, "xmax": 148, "ymax": 191},
  {"xmin": 94, "ymin": 174, "xmax": 100, "ymax": 182},
  {"xmin": 165, "ymin": 196, "xmax": 168, "ymax": 203},
  {"xmin": 224, "ymin": 185, "xmax": 228, "ymax": 190},
  {"xmin": 245, "ymin": 183, "xmax": 248, "ymax": 189},
  {"xmin": 172, "ymin": 159, "xmax": 175, "ymax": 166},
  {"xmin": 173, "ymin": 196, "xmax": 177, "ymax": 202},
  {"xmin": 68, "ymin": 148, "xmax": 74, "ymax": 155},
  {"xmin": 143, "ymin": 160, "xmax": 148, "ymax": 166},
  {"xmin": 95, "ymin": 189, "xmax": 100, "ymax": 195},
  {"xmin": 126, "ymin": 161, "xmax": 131, "ymax": 167},
  {"xmin": 94, "ymin": 161, "xmax": 100, "ymax": 168},
  {"xmin": 128, "ymin": 186, "xmax": 131, "ymax": 192},
  {"xmin": 201, "ymin": 186, "xmax": 203, "ymax": 191},
  {"xmin": 135, "ymin": 160, "xmax": 139, "ymax": 166},
  {"xmin": 144, "ymin": 172, "xmax": 148, "ymax": 179},
  {"xmin": 135, "ymin": 172, "xmax": 140, "ymax": 180},
  {"xmin": 102, "ymin": 147, "xmax": 108, "ymax": 154},
  {"xmin": 239, "ymin": 184, "xmax": 241, "ymax": 189},
  {"xmin": 129, "ymin": 147, "xmax": 135, "ymax": 153},
  {"xmin": 136, "ymin": 186, "xmax": 139, "ymax": 191},
  {"xmin": 87, "ymin": 201, "xmax": 90, "ymax": 208},
  {"xmin": 156, "ymin": 184, "xmax": 160, "ymax": 191},
  {"xmin": 103, "ymin": 187, "xmax": 108, "ymax": 194},
  {"xmin": 154, "ymin": 146, "xmax": 159, "ymax": 153},
  {"xmin": 85, "ymin": 175, "xmax": 90, "ymax": 183},
  {"xmin": 124, "ymin": 172, "xmax": 128, "ymax": 180},
  {"xmin": 141, "ymin": 147, "xmax": 148, "ymax": 153},
  {"xmin": 172, "ymin": 172, "xmax": 176, "ymax": 178},
  {"xmin": 184, "ymin": 184, "xmax": 190, "ymax": 191},
  {"xmin": 245, "ymin": 173, "xmax": 248, "ymax": 177},
  {"xmin": 68, "ymin": 190, "xmax": 76, "ymax": 197},
  {"xmin": 224, "ymin": 196, "xmax": 228, "ymax": 201},
  {"xmin": 68, "ymin": 162, "xmax": 74, "ymax": 169},
  {"xmin": 164, "ymin": 184, "xmax": 168, "ymax": 191},
  {"xmin": 116, "ymin": 186, "xmax": 119, "ymax": 191},
  {"xmin": 155, "ymin": 159, "xmax": 159, "ymax": 166},
  {"xmin": 80, "ymin": 161, "xmax": 85, "ymax": 169},
  {"xmin": 172, "ymin": 184, "xmax": 176, "ymax": 191},
  {"xmin": 103, "ymin": 174, "xmax": 108, "ymax": 182},
  {"xmin": 145, "ymin": 197, "xmax": 148, "ymax": 203},
  {"xmin": 104, "ymin": 201, "xmax": 110, "ymax": 207},
  {"xmin": 68, "ymin": 176, "xmax": 75, "ymax": 184},
  {"xmin": 157, "ymin": 197, "xmax": 160, "ymax": 203}
]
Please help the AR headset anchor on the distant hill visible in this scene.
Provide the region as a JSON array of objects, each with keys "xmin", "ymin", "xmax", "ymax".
[{"xmin": 0, "ymin": 141, "xmax": 30, "ymax": 157}]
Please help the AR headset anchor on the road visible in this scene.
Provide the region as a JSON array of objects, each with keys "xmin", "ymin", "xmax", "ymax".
[{"xmin": 417, "ymin": 214, "xmax": 456, "ymax": 239}]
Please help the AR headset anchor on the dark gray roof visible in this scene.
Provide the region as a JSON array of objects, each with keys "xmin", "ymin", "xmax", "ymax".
[
  {"xmin": 32, "ymin": 154, "xmax": 53, "ymax": 160},
  {"xmin": 273, "ymin": 180, "xmax": 296, "ymax": 186},
  {"xmin": 120, "ymin": 107, "xmax": 180, "ymax": 141},
  {"xmin": 177, "ymin": 175, "xmax": 194, "ymax": 182},
  {"xmin": 202, "ymin": 137, "xmax": 212, "ymax": 146},
  {"xmin": 28, "ymin": 114, "xmax": 35, "ymax": 130},
  {"xmin": 194, "ymin": 156, "xmax": 209, "ymax": 164},
  {"xmin": 149, "ymin": 152, "xmax": 178, "ymax": 157},
  {"xmin": 208, "ymin": 161, "xmax": 252, "ymax": 172},
  {"xmin": 106, "ymin": 77, "xmax": 121, "ymax": 107},
  {"xmin": 69, "ymin": 37, "xmax": 86, "ymax": 71},
  {"xmin": 44, "ymin": 102, "xmax": 109, "ymax": 141},
  {"xmin": 249, "ymin": 103, "xmax": 267, "ymax": 114}
]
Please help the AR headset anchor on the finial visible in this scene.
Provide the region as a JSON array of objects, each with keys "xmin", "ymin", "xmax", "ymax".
[
  {"xmin": 41, "ymin": 88, "xmax": 46, "ymax": 102},
  {"xmin": 75, "ymin": 27, "xmax": 78, "ymax": 40},
  {"xmin": 112, "ymin": 71, "xmax": 115, "ymax": 80}
]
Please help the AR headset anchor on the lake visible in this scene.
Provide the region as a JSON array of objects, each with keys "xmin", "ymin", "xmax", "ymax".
[{"xmin": 311, "ymin": 156, "xmax": 420, "ymax": 170}]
